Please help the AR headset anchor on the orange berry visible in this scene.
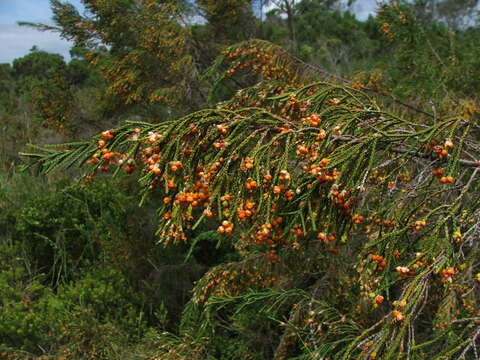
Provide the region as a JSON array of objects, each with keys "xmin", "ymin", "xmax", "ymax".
[
  {"xmin": 319, "ymin": 158, "xmax": 331, "ymax": 167},
  {"xmin": 124, "ymin": 164, "xmax": 136, "ymax": 174},
  {"xmin": 444, "ymin": 138, "xmax": 454, "ymax": 149},
  {"xmin": 392, "ymin": 310, "xmax": 404, "ymax": 322},
  {"xmin": 215, "ymin": 124, "xmax": 227, "ymax": 135},
  {"xmin": 316, "ymin": 129, "xmax": 327, "ymax": 140},
  {"xmin": 151, "ymin": 165, "xmax": 161, "ymax": 175},
  {"xmin": 296, "ymin": 145, "xmax": 309, "ymax": 155},
  {"xmin": 267, "ymin": 251, "xmax": 278, "ymax": 263},
  {"xmin": 204, "ymin": 209, "xmax": 214, "ymax": 218},
  {"xmin": 285, "ymin": 189, "xmax": 294, "ymax": 200},
  {"xmin": 440, "ymin": 176, "xmax": 455, "ymax": 184},
  {"xmin": 169, "ymin": 161, "xmax": 182, "ymax": 172},
  {"xmin": 279, "ymin": 170, "xmax": 291, "ymax": 181},
  {"xmin": 101, "ymin": 130, "xmax": 114, "ymax": 139}
]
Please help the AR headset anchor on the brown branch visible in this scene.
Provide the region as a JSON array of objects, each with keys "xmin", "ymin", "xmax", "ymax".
[
  {"xmin": 361, "ymin": 87, "xmax": 435, "ymax": 118},
  {"xmin": 273, "ymin": 305, "xmax": 303, "ymax": 360},
  {"xmin": 330, "ymin": 135, "xmax": 480, "ymax": 168}
]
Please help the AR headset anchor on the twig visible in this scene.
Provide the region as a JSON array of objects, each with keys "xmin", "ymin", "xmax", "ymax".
[
  {"xmin": 452, "ymin": 317, "xmax": 480, "ymax": 325},
  {"xmin": 287, "ymin": 49, "xmax": 436, "ymax": 118}
]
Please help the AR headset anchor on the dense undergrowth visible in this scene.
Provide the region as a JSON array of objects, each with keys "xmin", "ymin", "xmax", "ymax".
[
  {"xmin": 1, "ymin": 0, "xmax": 480, "ymax": 359},
  {"xmin": 0, "ymin": 172, "xmax": 228, "ymax": 358}
]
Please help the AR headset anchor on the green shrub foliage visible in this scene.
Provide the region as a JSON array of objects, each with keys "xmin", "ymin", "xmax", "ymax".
[
  {"xmin": 23, "ymin": 39, "xmax": 480, "ymax": 358},
  {"xmin": 2, "ymin": 0, "xmax": 480, "ymax": 358}
]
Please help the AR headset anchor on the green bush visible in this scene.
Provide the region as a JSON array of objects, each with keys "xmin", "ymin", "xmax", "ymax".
[
  {"xmin": 0, "ymin": 171, "xmax": 221, "ymax": 357},
  {"xmin": 0, "ymin": 241, "xmax": 57, "ymax": 354},
  {"xmin": 1, "ymin": 172, "xmax": 144, "ymax": 285},
  {"xmin": 0, "ymin": 243, "xmax": 149, "ymax": 358}
]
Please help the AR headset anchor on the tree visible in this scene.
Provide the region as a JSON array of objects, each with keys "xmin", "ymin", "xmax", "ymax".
[
  {"xmin": 20, "ymin": 0, "xmax": 196, "ymax": 113},
  {"xmin": 371, "ymin": 2, "xmax": 480, "ymax": 105},
  {"xmin": 0, "ymin": 64, "xmax": 15, "ymax": 115},
  {"xmin": 23, "ymin": 37, "xmax": 480, "ymax": 359},
  {"xmin": 413, "ymin": 0, "xmax": 479, "ymax": 29},
  {"xmin": 266, "ymin": 0, "xmax": 300, "ymax": 51},
  {"xmin": 293, "ymin": 1, "xmax": 378, "ymax": 73},
  {"xmin": 196, "ymin": 0, "xmax": 257, "ymax": 43},
  {"xmin": 12, "ymin": 50, "xmax": 75, "ymax": 130},
  {"xmin": 262, "ymin": 0, "xmax": 356, "ymax": 53}
]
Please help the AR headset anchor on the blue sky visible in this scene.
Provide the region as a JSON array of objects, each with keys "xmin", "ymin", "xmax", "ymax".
[
  {"xmin": 0, "ymin": 0, "xmax": 377, "ymax": 64},
  {"xmin": 0, "ymin": 0, "xmax": 85, "ymax": 63}
]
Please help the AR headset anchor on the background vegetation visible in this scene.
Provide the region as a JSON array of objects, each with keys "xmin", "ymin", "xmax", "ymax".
[{"xmin": 1, "ymin": 0, "xmax": 479, "ymax": 358}]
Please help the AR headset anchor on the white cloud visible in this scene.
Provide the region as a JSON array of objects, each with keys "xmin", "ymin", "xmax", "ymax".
[
  {"xmin": 0, "ymin": 0, "xmax": 86, "ymax": 63},
  {"xmin": 0, "ymin": 24, "xmax": 73, "ymax": 63},
  {"xmin": 352, "ymin": 0, "xmax": 378, "ymax": 21},
  {"xmin": 0, "ymin": 0, "xmax": 86, "ymax": 24}
]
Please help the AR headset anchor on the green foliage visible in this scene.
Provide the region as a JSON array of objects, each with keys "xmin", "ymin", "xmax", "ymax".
[
  {"xmin": 295, "ymin": 8, "xmax": 381, "ymax": 72},
  {"xmin": 55, "ymin": 267, "xmax": 148, "ymax": 334},
  {"xmin": 197, "ymin": 0, "xmax": 256, "ymax": 43},
  {"xmin": 360, "ymin": 2, "xmax": 480, "ymax": 106},
  {"xmin": 24, "ymin": 71, "xmax": 480, "ymax": 358},
  {"xmin": 3, "ymin": 0, "xmax": 480, "ymax": 358},
  {"xmin": 0, "ymin": 245, "xmax": 148, "ymax": 358},
  {"xmin": 0, "ymin": 170, "xmax": 225, "ymax": 357},
  {"xmin": 0, "ymin": 244, "xmax": 54, "ymax": 354},
  {"xmin": 26, "ymin": 0, "xmax": 197, "ymax": 111},
  {"xmin": 412, "ymin": 0, "xmax": 480, "ymax": 29},
  {"xmin": 12, "ymin": 50, "xmax": 66, "ymax": 82},
  {"xmin": 12, "ymin": 50, "xmax": 75, "ymax": 129},
  {"xmin": 0, "ymin": 48, "xmax": 109, "ymax": 171},
  {"xmin": 7, "ymin": 175, "xmax": 131, "ymax": 285},
  {"xmin": 0, "ymin": 64, "xmax": 16, "ymax": 114}
]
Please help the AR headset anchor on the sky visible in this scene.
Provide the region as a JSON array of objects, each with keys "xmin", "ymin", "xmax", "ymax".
[
  {"xmin": 351, "ymin": 0, "xmax": 378, "ymax": 20},
  {"xmin": 0, "ymin": 0, "xmax": 85, "ymax": 63},
  {"xmin": 0, "ymin": 0, "xmax": 377, "ymax": 64}
]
